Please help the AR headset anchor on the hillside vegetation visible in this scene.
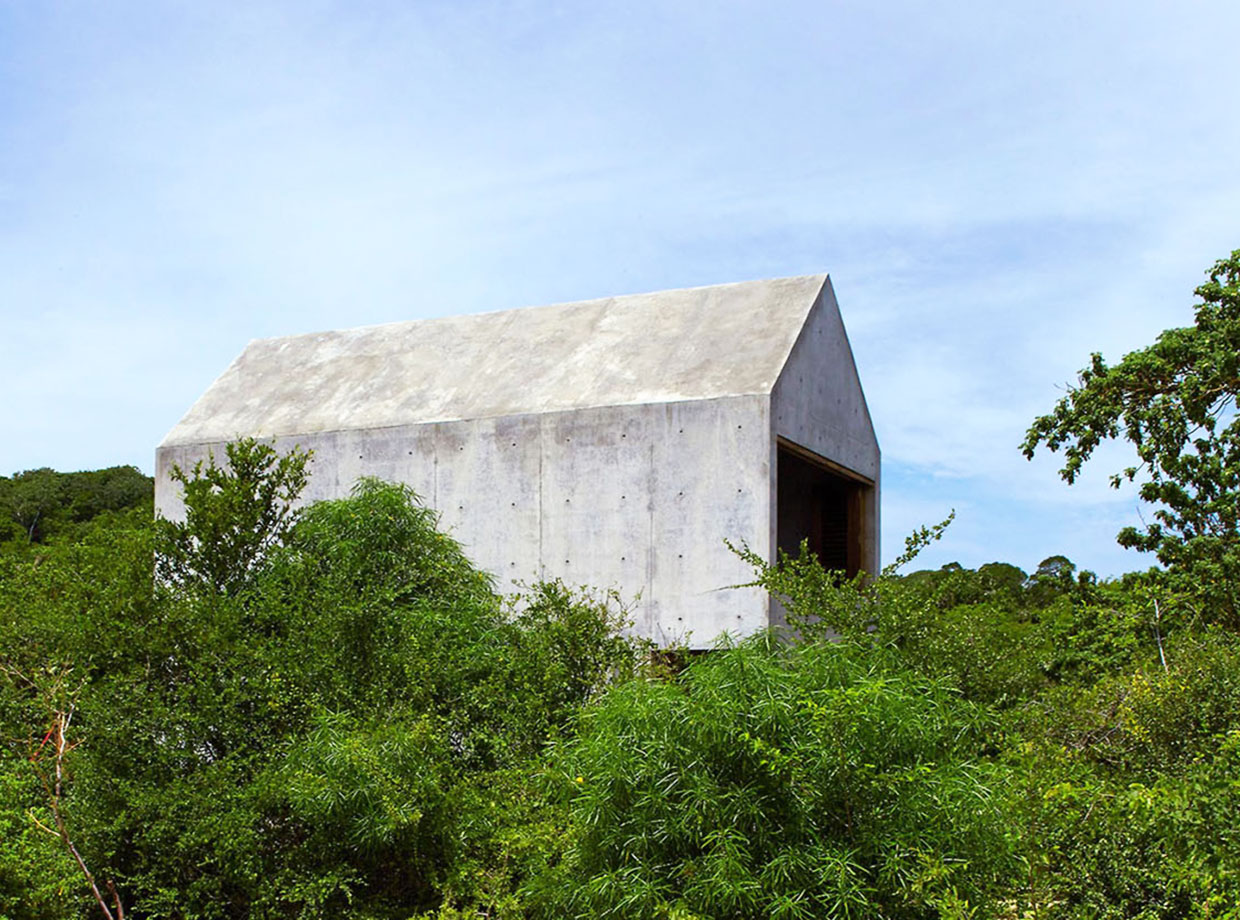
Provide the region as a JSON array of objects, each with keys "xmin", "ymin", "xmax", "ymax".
[
  {"xmin": 3, "ymin": 252, "xmax": 1239, "ymax": 918},
  {"xmin": 0, "ymin": 467, "xmax": 151, "ymax": 546},
  {"xmin": 1, "ymin": 441, "xmax": 1237, "ymax": 919}
]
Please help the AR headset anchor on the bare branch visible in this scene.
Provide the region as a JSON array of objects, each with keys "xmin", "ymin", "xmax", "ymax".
[{"xmin": 15, "ymin": 669, "xmax": 127, "ymax": 920}]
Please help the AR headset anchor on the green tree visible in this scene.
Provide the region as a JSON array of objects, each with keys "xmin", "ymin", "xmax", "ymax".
[
  {"xmin": 0, "ymin": 507, "xmax": 157, "ymax": 918},
  {"xmin": 1011, "ymin": 630, "xmax": 1240, "ymax": 917},
  {"xmin": 1022, "ymin": 250, "xmax": 1240, "ymax": 624},
  {"xmin": 58, "ymin": 466, "xmax": 152, "ymax": 526},
  {"xmin": 0, "ymin": 469, "xmax": 63, "ymax": 543},
  {"xmin": 736, "ymin": 521, "xmax": 1052, "ymax": 706},
  {"xmin": 1025, "ymin": 554, "xmax": 1078, "ymax": 608},
  {"xmin": 154, "ymin": 438, "xmax": 310, "ymax": 595}
]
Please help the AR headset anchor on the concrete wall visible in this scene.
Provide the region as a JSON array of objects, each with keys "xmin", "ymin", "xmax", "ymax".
[
  {"xmin": 156, "ymin": 394, "xmax": 773, "ymax": 648},
  {"xmin": 769, "ymin": 281, "xmax": 881, "ymax": 575}
]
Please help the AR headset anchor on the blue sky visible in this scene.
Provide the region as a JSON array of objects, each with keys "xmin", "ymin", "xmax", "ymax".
[{"xmin": 3, "ymin": 1, "xmax": 1238, "ymax": 577}]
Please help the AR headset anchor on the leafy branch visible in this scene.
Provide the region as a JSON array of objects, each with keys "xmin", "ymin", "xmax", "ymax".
[{"xmin": 1023, "ymin": 250, "xmax": 1240, "ymax": 624}]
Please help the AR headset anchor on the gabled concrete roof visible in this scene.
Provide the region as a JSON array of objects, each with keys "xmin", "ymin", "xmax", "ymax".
[{"xmin": 161, "ymin": 274, "xmax": 831, "ymax": 447}]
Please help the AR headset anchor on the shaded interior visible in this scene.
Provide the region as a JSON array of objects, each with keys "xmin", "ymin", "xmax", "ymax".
[{"xmin": 776, "ymin": 445, "xmax": 865, "ymax": 577}]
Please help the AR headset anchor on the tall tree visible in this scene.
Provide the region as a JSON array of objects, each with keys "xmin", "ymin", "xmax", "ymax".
[{"xmin": 1023, "ymin": 250, "xmax": 1240, "ymax": 623}]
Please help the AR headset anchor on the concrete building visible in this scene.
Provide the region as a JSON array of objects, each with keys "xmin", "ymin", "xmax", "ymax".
[{"xmin": 157, "ymin": 275, "xmax": 879, "ymax": 647}]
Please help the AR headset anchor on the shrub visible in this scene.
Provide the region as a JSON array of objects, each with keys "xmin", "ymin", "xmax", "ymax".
[
  {"xmin": 535, "ymin": 637, "xmax": 1017, "ymax": 919},
  {"xmin": 1012, "ymin": 630, "xmax": 1240, "ymax": 917}
]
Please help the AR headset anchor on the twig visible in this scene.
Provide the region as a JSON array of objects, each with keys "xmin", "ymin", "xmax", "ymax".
[
  {"xmin": 37, "ymin": 705, "xmax": 125, "ymax": 919},
  {"xmin": 11, "ymin": 665, "xmax": 127, "ymax": 920}
]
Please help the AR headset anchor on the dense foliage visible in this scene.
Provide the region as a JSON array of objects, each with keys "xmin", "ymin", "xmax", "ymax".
[
  {"xmin": 5, "ymin": 451, "xmax": 1237, "ymax": 919},
  {"xmin": 0, "ymin": 466, "xmax": 151, "ymax": 546},
  {"xmin": 749, "ymin": 545, "xmax": 1240, "ymax": 918},
  {"xmin": 1, "ymin": 445, "xmax": 641, "ymax": 919},
  {"xmin": 536, "ymin": 639, "xmax": 1014, "ymax": 918},
  {"xmin": 6, "ymin": 252, "xmax": 1240, "ymax": 917}
]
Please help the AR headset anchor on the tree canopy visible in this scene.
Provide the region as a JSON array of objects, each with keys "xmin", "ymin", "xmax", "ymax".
[
  {"xmin": 1023, "ymin": 250, "xmax": 1240, "ymax": 622},
  {"xmin": 0, "ymin": 466, "xmax": 151, "ymax": 545}
]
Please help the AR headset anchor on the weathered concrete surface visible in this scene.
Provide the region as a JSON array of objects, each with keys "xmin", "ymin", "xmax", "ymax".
[
  {"xmin": 771, "ymin": 281, "xmax": 880, "ymax": 575},
  {"xmin": 157, "ymin": 274, "xmax": 879, "ymax": 648},
  {"xmin": 162, "ymin": 275, "xmax": 829, "ymax": 447},
  {"xmin": 157, "ymin": 397, "xmax": 771, "ymax": 645}
]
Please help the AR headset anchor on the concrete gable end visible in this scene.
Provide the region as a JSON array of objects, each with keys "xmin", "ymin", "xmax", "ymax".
[
  {"xmin": 770, "ymin": 279, "xmax": 881, "ymax": 585},
  {"xmin": 771, "ymin": 279, "xmax": 879, "ymax": 480}
]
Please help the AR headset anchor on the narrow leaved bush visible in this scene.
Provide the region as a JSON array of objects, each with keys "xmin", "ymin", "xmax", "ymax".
[{"xmin": 533, "ymin": 637, "xmax": 1017, "ymax": 919}]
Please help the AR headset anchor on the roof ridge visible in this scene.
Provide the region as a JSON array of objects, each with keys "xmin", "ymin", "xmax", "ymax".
[{"xmin": 159, "ymin": 274, "xmax": 830, "ymax": 447}]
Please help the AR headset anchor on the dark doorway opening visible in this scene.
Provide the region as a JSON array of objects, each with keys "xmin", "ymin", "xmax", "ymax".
[{"xmin": 776, "ymin": 442, "xmax": 867, "ymax": 577}]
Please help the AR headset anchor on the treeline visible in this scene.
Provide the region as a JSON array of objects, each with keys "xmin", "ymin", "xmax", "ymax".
[
  {"xmin": 0, "ymin": 466, "xmax": 152, "ymax": 545},
  {"xmin": 2, "ymin": 442, "xmax": 1237, "ymax": 919}
]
